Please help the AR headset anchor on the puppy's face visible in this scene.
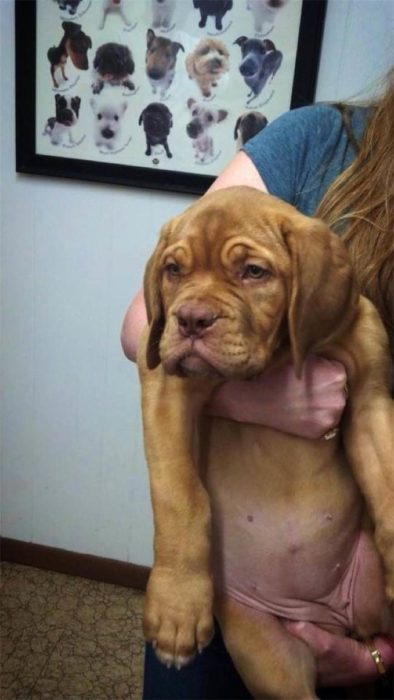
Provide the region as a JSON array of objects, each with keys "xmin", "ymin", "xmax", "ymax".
[
  {"xmin": 186, "ymin": 99, "xmax": 227, "ymax": 138},
  {"xmin": 190, "ymin": 39, "xmax": 229, "ymax": 77},
  {"xmin": 234, "ymin": 37, "xmax": 271, "ymax": 78},
  {"xmin": 90, "ymin": 98, "xmax": 127, "ymax": 140},
  {"xmin": 140, "ymin": 104, "xmax": 172, "ymax": 137},
  {"xmin": 146, "ymin": 30, "xmax": 184, "ymax": 80},
  {"xmin": 55, "ymin": 94, "xmax": 80, "ymax": 125},
  {"xmin": 94, "ymin": 43, "xmax": 134, "ymax": 79},
  {"xmin": 144, "ymin": 187, "xmax": 357, "ymax": 378}
]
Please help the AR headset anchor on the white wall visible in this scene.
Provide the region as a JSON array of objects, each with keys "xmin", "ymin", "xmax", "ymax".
[{"xmin": 1, "ymin": 0, "xmax": 393, "ymax": 567}]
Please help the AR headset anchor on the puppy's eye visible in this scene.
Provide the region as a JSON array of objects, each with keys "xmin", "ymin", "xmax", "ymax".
[
  {"xmin": 114, "ymin": 115, "xmax": 119, "ymax": 121},
  {"xmin": 243, "ymin": 264, "xmax": 271, "ymax": 280},
  {"xmin": 164, "ymin": 262, "xmax": 180, "ymax": 276},
  {"xmin": 97, "ymin": 113, "xmax": 102, "ymax": 120},
  {"xmin": 207, "ymin": 114, "xmax": 213, "ymax": 122}
]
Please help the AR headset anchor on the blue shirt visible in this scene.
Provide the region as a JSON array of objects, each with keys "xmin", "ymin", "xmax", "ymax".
[{"xmin": 243, "ymin": 104, "xmax": 369, "ymax": 219}]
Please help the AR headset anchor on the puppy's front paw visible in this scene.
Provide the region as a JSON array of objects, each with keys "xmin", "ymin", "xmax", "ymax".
[{"xmin": 143, "ymin": 566, "xmax": 214, "ymax": 668}]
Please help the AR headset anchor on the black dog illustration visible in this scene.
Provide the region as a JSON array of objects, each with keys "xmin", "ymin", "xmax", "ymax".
[
  {"xmin": 192, "ymin": 0, "xmax": 233, "ymax": 31},
  {"xmin": 234, "ymin": 36, "xmax": 282, "ymax": 104},
  {"xmin": 47, "ymin": 21, "xmax": 92, "ymax": 88},
  {"xmin": 92, "ymin": 43, "xmax": 135, "ymax": 94},
  {"xmin": 139, "ymin": 103, "xmax": 173, "ymax": 158}
]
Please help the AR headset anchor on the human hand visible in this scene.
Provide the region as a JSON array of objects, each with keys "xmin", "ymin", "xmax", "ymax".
[
  {"xmin": 285, "ymin": 620, "xmax": 394, "ymax": 686},
  {"xmin": 207, "ymin": 355, "xmax": 347, "ymax": 439}
]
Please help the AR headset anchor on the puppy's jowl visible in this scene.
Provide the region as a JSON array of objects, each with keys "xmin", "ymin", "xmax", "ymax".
[{"xmin": 43, "ymin": 94, "xmax": 81, "ymax": 146}]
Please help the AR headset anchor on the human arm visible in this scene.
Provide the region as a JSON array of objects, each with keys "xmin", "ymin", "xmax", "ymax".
[{"xmin": 285, "ymin": 621, "xmax": 394, "ymax": 687}]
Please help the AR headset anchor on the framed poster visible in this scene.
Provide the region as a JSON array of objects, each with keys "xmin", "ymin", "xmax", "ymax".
[{"xmin": 15, "ymin": 0, "xmax": 326, "ymax": 195}]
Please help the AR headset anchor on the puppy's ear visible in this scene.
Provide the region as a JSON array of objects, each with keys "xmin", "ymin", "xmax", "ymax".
[
  {"xmin": 143, "ymin": 222, "xmax": 173, "ymax": 370},
  {"xmin": 282, "ymin": 215, "xmax": 358, "ymax": 377},
  {"xmin": 138, "ymin": 109, "xmax": 145, "ymax": 125},
  {"xmin": 187, "ymin": 98, "xmax": 196, "ymax": 110},
  {"xmin": 234, "ymin": 36, "xmax": 248, "ymax": 49},
  {"xmin": 217, "ymin": 110, "xmax": 228, "ymax": 123},
  {"xmin": 173, "ymin": 42, "xmax": 185, "ymax": 55},
  {"xmin": 147, "ymin": 28, "xmax": 155, "ymax": 47},
  {"xmin": 90, "ymin": 97, "xmax": 97, "ymax": 112},
  {"xmin": 234, "ymin": 116, "xmax": 241, "ymax": 139}
]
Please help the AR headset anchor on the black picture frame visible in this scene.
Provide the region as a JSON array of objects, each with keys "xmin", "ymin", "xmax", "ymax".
[{"xmin": 15, "ymin": 0, "xmax": 326, "ymax": 196}]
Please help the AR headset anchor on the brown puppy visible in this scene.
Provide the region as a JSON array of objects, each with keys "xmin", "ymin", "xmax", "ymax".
[
  {"xmin": 185, "ymin": 37, "xmax": 230, "ymax": 98},
  {"xmin": 138, "ymin": 187, "xmax": 393, "ymax": 698}
]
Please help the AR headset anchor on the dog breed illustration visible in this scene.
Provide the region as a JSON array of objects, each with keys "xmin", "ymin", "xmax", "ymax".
[
  {"xmin": 247, "ymin": 0, "xmax": 289, "ymax": 35},
  {"xmin": 151, "ymin": 0, "xmax": 176, "ymax": 29},
  {"xmin": 98, "ymin": 0, "xmax": 133, "ymax": 30},
  {"xmin": 138, "ymin": 186, "xmax": 393, "ymax": 699},
  {"xmin": 186, "ymin": 37, "xmax": 229, "ymax": 98},
  {"xmin": 145, "ymin": 29, "xmax": 184, "ymax": 99},
  {"xmin": 234, "ymin": 110, "xmax": 268, "ymax": 148},
  {"xmin": 43, "ymin": 93, "xmax": 81, "ymax": 145},
  {"xmin": 47, "ymin": 21, "xmax": 92, "ymax": 88},
  {"xmin": 234, "ymin": 36, "xmax": 282, "ymax": 104},
  {"xmin": 186, "ymin": 98, "xmax": 227, "ymax": 163},
  {"xmin": 53, "ymin": 0, "xmax": 83, "ymax": 16},
  {"xmin": 139, "ymin": 102, "xmax": 173, "ymax": 158},
  {"xmin": 90, "ymin": 96, "xmax": 128, "ymax": 150},
  {"xmin": 192, "ymin": 0, "xmax": 233, "ymax": 31},
  {"xmin": 92, "ymin": 43, "xmax": 135, "ymax": 94}
]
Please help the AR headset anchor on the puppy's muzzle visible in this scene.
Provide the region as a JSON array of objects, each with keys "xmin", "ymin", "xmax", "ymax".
[
  {"xmin": 176, "ymin": 303, "xmax": 217, "ymax": 339},
  {"xmin": 240, "ymin": 57, "xmax": 259, "ymax": 77},
  {"xmin": 57, "ymin": 108, "xmax": 75, "ymax": 125},
  {"xmin": 208, "ymin": 58, "xmax": 224, "ymax": 72},
  {"xmin": 101, "ymin": 127, "xmax": 115, "ymax": 139},
  {"xmin": 186, "ymin": 120, "xmax": 203, "ymax": 139}
]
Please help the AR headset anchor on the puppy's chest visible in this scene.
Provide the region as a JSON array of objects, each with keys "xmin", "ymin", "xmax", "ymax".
[{"xmin": 202, "ymin": 420, "xmax": 361, "ymax": 597}]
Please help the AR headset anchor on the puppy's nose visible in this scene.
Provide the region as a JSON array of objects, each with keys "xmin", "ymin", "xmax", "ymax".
[{"xmin": 176, "ymin": 304, "xmax": 217, "ymax": 338}]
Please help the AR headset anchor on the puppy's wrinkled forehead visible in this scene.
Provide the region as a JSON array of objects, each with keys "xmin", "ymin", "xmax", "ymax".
[{"xmin": 164, "ymin": 188, "xmax": 288, "ymax": 263}]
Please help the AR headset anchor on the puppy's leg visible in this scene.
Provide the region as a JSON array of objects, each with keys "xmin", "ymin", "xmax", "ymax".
[
  {"xmin": 216, "ymin": 598, "xmax": 317, "ymax": 700},
  {"xmin": 145, "ymin": 138, "xmax": 152, "ymax": 156},
  {"xmin": 332, "ymin": 299, "xmax": 394, "ymax": 600},
  {"xmin": 138, "ymin": 334, "xmax": 217, "ymax": 667},
  {"xmin": 98, "ymin": 8, "xmax": 108, "ymax": 30},
  {"xmin": 215, "ymin": 13, "xmax": 223, "ymax": 31},
  {"xmin": 122, "ymin": 79, "xmax": 135, "ymax": 92},
  {"xmin": 50, "ymin": 65, "xmax": 59, "ymax": 88},
  {"xmin": 163, "ymin": 139, "xmax": 172, "ymax": 158},
  {"xmin": 198, "ymin": 10, "xmax": 208, "ymax": 27}
]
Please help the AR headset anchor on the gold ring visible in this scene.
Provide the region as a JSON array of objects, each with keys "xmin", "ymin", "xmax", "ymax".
[
  {"xmin": 365, "ymin": 638, "xmax": 386, "ymax": 675},
  {"xmin": 322, "ymin": 427, "xmax": 340, "ymax": 441}
]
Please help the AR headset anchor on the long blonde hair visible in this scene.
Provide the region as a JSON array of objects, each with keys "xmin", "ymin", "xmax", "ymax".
[{"xmin": 316, "ymin": 70, "xmax": 394, "ymax": 354}]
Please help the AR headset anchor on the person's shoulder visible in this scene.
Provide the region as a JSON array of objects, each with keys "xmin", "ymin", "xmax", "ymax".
[{"xmin": 266, "ymin": 104, "xmax": 341, "ymax": 132}]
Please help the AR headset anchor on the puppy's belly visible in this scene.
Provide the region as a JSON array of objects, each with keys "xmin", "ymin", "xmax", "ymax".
[{"xmin": 204, "ymin": 420, "xmax": 382, "ymax": 633}]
